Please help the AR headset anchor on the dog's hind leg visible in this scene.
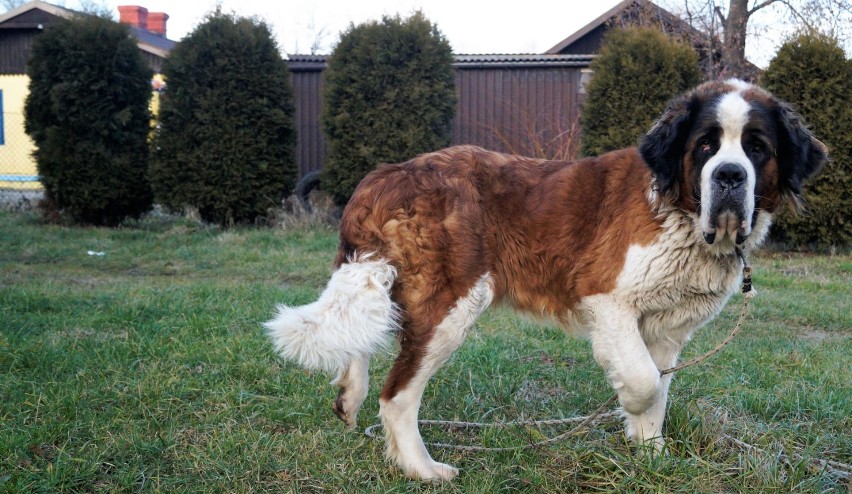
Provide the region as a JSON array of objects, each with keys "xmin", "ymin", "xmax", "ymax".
[
  {"xmin": 379, "ymin": 275, "xmax": 493, "ymax": 481},
  {"xmin": 332, "ymin": 355, "xmax": 370, "ymax": 428},
  {"xmin": 265, "ymin": 256, "xmax": 399, "ymax": 428}
]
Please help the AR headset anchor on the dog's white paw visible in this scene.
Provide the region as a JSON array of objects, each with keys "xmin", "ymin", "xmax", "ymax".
[
  {"xmin": 423, "ymin": 461, "xmax": 459, "ymax": 482},
  {"xmin": 404, "ymin": 460, "xmax": 459, "ymax": 482}
]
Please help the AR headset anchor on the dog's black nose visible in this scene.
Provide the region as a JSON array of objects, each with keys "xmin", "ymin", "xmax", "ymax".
[{"xmin": 712, "ymin": 163, "xmax": 747, "ymax": 189}]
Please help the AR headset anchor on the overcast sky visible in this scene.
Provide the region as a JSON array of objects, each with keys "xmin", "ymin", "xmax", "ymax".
[
  {"xmin": 97, "ymin": 0, "xmax": 624, "ymax": 55},
  {"xmin": 82, "ymin": 0, "xmax": 821, "ymax": 67}
]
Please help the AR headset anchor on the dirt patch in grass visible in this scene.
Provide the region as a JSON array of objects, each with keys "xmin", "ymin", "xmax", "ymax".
[
  {"xmin": 48, "ymin": 327, "xmax": 129, "ymax": 345},
  {"xmin": 514, "ymin": 380, "xmax": 567, "ymax": 403},
  {"xmin": 798, "ymin": 327, "xmax": 850, "ymax": 342}
]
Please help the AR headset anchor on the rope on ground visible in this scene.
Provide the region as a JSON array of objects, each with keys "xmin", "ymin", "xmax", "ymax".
[
  {"xmin": 721, "ymin": 433, "xmax": 851, "ymax": 480},
  {"xmin": 366, "ymin": 294, "xmax": 753, "ymax": 453},
  {"xmin": 366, "ymin": 250, "xmax": 755, "ymax": 453}
]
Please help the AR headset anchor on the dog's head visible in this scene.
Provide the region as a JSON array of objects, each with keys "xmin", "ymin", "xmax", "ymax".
[{"xmin": 639, "ymin": 79, "xmax": 828, "ymax": 251}]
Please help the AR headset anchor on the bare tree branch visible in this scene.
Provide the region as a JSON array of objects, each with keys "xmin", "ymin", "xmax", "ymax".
[
  {"xmin": 749, "ymin": 0, "xmax": 782, "ymax": 14},
  {"xmin": 0, "ymin": 0, "xmax": 26, "ymax": 11},
  {"xmin": 684, "ymin": 0, "xmax": 695, "ymax": 23},
  {"xmin": 309, "ymin": 26, "xmax": 329, "ymax": 55},
  {"xmin": 715, "ymin": 5, "xmax": 728, "ymax": 22},
  {"xmin": 775, "ymin": 0, "xmax": 819, "ymax": 30}
]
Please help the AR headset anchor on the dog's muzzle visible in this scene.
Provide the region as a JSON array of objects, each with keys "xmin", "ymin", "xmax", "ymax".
[{"xmin": 704, "ymin": 163, "xmax": 750, "ymax": 245}]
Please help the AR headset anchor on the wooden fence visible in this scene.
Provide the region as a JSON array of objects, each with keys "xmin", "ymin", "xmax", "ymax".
[{"xmin": 288, "ymin": 54, "xmax": 594, "ymax": 177}]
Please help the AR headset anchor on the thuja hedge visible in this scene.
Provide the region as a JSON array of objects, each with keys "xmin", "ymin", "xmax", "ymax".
[
  {"xmin": 320, "ymin": 12, "xmax": 456, "ymax": 205},
  {"xmin": 149, "ymin": 9, "xmax": 296, "ymax": 225},
  {"xmin": 762, "ymin": 33, "xmax": 851, "ymax": 249},
  {"xmin": 580, "ymin": 27, "xmax": 701, "ymax": 157},
  {"xmin": 25, "ymin": 15, "xmax": 153, "ymax": 225}
]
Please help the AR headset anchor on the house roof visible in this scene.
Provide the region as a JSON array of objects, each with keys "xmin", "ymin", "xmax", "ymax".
[
  {"xmin": 547, "ymin": 0, "xmax": 634, "ymax": 54},
  {"xmin": 128, "ymin": 25, "xmax": 175, "ymax": 58},
  {"xmin": 544, "ymin": 0, "xmax": 760, "ymax": 78},
  {"xmin": 0, "ymin": 0, "xmax": 74, "ymax": 27},
  {"xmin": 0, "ymin": 0, "xmax": 175, "ymax": 58},
  {"xmin": 545, "ymin": 0, "xmax": 706, "ymax": 54}
]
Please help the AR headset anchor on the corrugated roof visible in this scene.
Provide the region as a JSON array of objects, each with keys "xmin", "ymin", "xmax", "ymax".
[
  {"xmin": 287, "ymin": 53, "xmax": 595, "ymax": 70},
  {"xmin": 453, "ymin": 53, "xmax": 595, "ymax": 68},
  {"xmin": 287, "ymin": 54, "xmax": 328, "ymax": 63}
]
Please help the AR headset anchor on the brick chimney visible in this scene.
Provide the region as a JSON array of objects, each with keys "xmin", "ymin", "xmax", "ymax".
[
  {"xmin": 147, "ymin": 12, "xmax": 169, "ymax": 36},
  {"xmin": 118, "ymin": 5, "xmax": 148, "ymax": 31}
]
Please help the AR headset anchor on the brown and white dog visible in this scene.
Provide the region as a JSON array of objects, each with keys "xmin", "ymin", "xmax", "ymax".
[{"xmin": 265, "ymin": 79, "xmax": 827, "ymax": 481}]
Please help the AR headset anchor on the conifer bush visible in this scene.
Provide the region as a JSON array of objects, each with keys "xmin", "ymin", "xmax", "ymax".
[
  {"xmin": 149, "ymin": 10, "xmax": 296, "ymax": 225},
  {"xmin": 580, "ymin": 27, "xmax": 701, "ymax": 157},
  {"xmin": 25, "ymin": 15, "xmax": 153, "ymax": 225},
  {"xmin": 321, "ymin": 12, "xmax": 456, "ymax": 205},
  {"xmin": 762, "ymin": 33, "xmax": 851, "ymax": 249}
]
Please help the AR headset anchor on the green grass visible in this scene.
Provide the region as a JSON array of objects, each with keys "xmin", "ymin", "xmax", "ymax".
[{"xmin": 1, "ymin": 210, "xmax": 849, "ymax": 493}]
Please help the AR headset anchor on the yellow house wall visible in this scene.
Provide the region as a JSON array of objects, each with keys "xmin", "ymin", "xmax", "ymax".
[
  {"xmin": 0, "ymin": 75, "xmax": 163, "ymax": 190},
  {"xmin": 0, "ymin": 75, "xmax": 39, "ymax": 190}
]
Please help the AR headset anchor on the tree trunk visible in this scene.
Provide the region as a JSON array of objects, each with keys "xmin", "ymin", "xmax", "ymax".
[{"xmin": 722, "ymin": 0, "xmax": 750, "ymax": 78}]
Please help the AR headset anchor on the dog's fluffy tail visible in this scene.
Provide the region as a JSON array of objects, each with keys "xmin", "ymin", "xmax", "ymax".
[{"xmin": 264, "ymin": 255, "xmax": 399, "ymax": 383}]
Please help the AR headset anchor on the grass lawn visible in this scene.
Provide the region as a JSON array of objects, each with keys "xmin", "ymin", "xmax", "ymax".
[{"xmin": 1, "ymin": 210, "xmax": 849, "ymax": 493}]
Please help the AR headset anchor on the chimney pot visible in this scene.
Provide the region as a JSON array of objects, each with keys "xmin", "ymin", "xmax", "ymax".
[
  {"xmin": 147, "ymin": 12, "xmax": 169, "ymax": 36},
  {"xmin": 117, "ymin": 5, "xmax": 148, "ymax": 31}
]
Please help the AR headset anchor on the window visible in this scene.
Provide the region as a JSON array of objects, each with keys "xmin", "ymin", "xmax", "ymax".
[{"xmin": 579, "ymin": 69, "xmax": 594, "ymax": 95}]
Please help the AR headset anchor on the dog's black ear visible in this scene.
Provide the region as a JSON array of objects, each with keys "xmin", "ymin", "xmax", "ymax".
[
  {"xmin": 639, "ymin": 94, "xmax": 697, "ymax": 198},
  {"xmin": 775, "ymin": 102, "xmax": 829, "ymax": 208}
]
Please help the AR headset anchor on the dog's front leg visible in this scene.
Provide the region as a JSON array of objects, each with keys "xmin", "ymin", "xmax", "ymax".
[{"xmin": 584, "ymin": 295, "xmax": 666, "ymax": 451}]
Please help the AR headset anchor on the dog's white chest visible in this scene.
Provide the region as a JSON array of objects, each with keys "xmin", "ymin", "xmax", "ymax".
[{"xmin": 614, "ymin": 220, "xmax": 743, "ymax": 340}]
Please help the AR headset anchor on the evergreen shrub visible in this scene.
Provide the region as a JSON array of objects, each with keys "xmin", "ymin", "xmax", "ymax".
[
  {"xmin": 25, "ymin": 15, "xmax": 153, "ymax": 225},
  {"xmin": 149, "ymin": 9, "xmax": 296, "ymax": 225},
  {"xmin": 321, "ymin": 12, "xmax": 456, "ymax": 205},
  {"xmin": 762, "ymin": 33, "xmax": 851, "ymax": 249},
  {"xmin": 580, "ymin": 27, "xmax": 701, "ymax": 157}
]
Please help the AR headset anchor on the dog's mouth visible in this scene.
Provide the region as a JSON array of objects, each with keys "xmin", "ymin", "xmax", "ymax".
[
  {"xmin": 703, "ymin": 211, "xmax": 749, "ymax": 245},
  {"xmin": 702, "ymin": 185, "xmax": 751, "ymax": 246},
  {"xmin": 700, "ymin": 161, "xmax": 754, "ymax": 246}
]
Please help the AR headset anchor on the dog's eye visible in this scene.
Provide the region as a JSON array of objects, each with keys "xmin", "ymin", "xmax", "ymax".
[
  {"xmin": 698, "ymin": 139, "xmax": 712, "ymax": 153},
  {"xmin": 749, "ymin": 140, "xmax": 765, "ymax": 155}
]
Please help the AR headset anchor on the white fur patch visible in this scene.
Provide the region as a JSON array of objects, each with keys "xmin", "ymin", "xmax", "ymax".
[
  {"xmin": 617, "ymin": 210, "xmax": 742, "ymax": 321},
  {"xmin": 580, "ymin": 209, "xmax": 748, "ymax": 446},
  {"xmin": 717, "ymin": 91, "xmax": 751, "ymax": 132},
  {"xmin": 264, "ymin": 256, "xmax": 399, "ymax": 382},
  {"xmin": 725, "ymin": 78, "xmax": 753, "ymax": 92}
]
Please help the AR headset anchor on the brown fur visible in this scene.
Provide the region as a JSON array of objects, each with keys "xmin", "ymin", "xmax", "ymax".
[{"xmin": 336, "ymin": 145, "xmax": 663, "ymax": 398}]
